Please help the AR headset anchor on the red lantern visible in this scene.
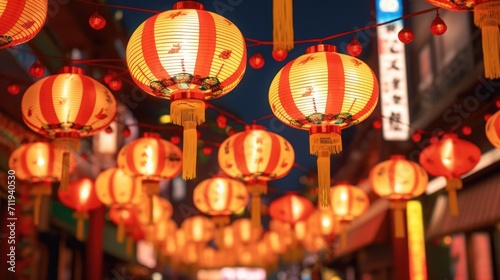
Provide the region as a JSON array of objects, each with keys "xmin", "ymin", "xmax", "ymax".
[
  {"xmin": 486, "ymin": 110, "xmax": 500, "ymax": 147},
  {"xmin": 22, "ymin": 66, "xmax": 117, "ymax": 191},
  {"xmin": 108, "ymin": 205, "xmax": 138, "ymax": 243},
  {"xmin": 216, "ymin": 114, "xmax": 227, "ymax": 129},
  {"xmin": 425, "ymin": 0, "xmax": 499, "ymax": 78},
  {"xmin": 29, "ymin": 62, "xmax": 45, "ymax": 78},
  {"xmin": 57, "ymin": 177, "xmax": 102, "ymax": 241},
  {"xmin": 231, "ymin": 218, "xmax": 263, "ymax": 245},
  {"xmin": 218, "ymin": 124, "xmax": 295, "ymax": 227},
  {"xmin": 89, "ymin": 11, "xmax": 106, "ymax": 30},
  {"xmin": 346, "ymin": 37, "xmax": 363, "ymax": 57},
  {"xmin": 193, "ymin": 176, "xmax": 249, "ymax": 226},
  {"xmin": 7, "ymin": 83, "xmax": 20, "ymax": 95},
  {"xmin": 135, "ymin": 195, "xmax": 173, "ymax": 226},
  {"xmin": 272, "ymin": 49, "xmax": 288, "ymax": 61},
  {"xmin": 201, "ymin": 145, "xmax": 212, "ymax": 155},
  {"xmin": 419, "ymin": 133, "xmax": 481, "ymax": 216},
  {"xmin": 269, "ymin": 44, "xmax": 379, "ymax": 207},
  {"xmin": 398, "ymin": 27, "xmax": 414, "ymax": 44},
  {"xmin": 370, "ymin": 155, "xmax": 428, "ymax": 238},
  {"xmin": 430, "ymin": 11, "xmax": 447, "ymax": 35},
  {"xmin": 95, "ymin": 168, "xmax": 143, "ymax": 242},
  {"xmin": 268, "ymin": 194, "xmax": 314, "ymax": 226},
  {"xmin": 126, "ymin": 1, "xmax": 247, "ymax": 180},
  {"xmin": 305, "ymin": 208, "xmax": 336, "ymax": 237},
  {"xmin": 107, "ymin": 78, "xmax": 122, "ymax": 91},
  {"xmin": 249, "ymin": 53, "xmax": 265, "ymax": 69},
  {"xmin": 181, "ymin": 215, "xmax": 215, "ymax": 244},
  {"xmin": 117, "ymin": 132, "xmax": 181, "ymax": 223},
  {"xmin": 9, "ymin": 141, "xmax": 76, "ymax": 226},
  {"xmin": 0, "ymin": 0, "xmax": 48, "ymax": 49}
]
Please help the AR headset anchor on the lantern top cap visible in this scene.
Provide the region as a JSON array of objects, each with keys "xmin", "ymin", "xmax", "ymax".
[
  {"xmin": 389, "ymin": 154, "xmax": 406, "ymax": 160},
  {"xmin": 173, "ymin": 1, "xmax": 204, "ymax": 10},
  {"xmin": 244, "ymin": 124, "xmax": 266, "ymax": 131},
  {"xmin": 57, "ymin": 66, "xmax": 84, "ymax": 75},
  {"xmin": 143, "ymin": 132, "xmax": 161, "ymax": 138},
  {"xmin": 305, "ymin": 44, "xmax": 337, "ymax": 54}
]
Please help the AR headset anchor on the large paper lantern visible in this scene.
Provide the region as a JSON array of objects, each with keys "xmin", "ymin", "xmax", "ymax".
[
  {"xmin": 0, "ymin": 0, "xmax": 48, "ymax": 49},
  {"xmin": 369, "ymin": 155, "xmax": 428, "ymax": 238},
  {"xmin": 8, "ymin": 141, "xmax": 76, "ymax": 225},
  {"xmin": 117, "ymin": 132, "xmax": 181, "ymax": 223},
  {"xmin": 126, "ymin": 0, "xmax": 247, "ymax": 180},
  {"xmin": 486, "ymin": 110, "xmax": 500, "ymax": 147},
  {"xmin": 269, "ymin": 44, "xmax": 379, "ymax": 207},
  {"xmin": 22, "ymin": 66, "xmax": 117, "ymax": 190},
  {"xmin": 193, "ymin": 176, "xmax": 248, "ymax": 226},
  {"xmin": 425, "ymin": 0, "xmax": 500, "ymax": 78},
  {"xmin": 95, "ymin": 168, "xmax": 143, "ymax": 242},
  {"xmin": 57, "ymin": 177, "xmax": 102, "ymax": 241},
  {"xmin": 218, "ymin": 124, "xmax": 295, "ymax": 227},
  {"xmin": 419, "ymin": 133, "xmax": 481, "ymax": 216}
]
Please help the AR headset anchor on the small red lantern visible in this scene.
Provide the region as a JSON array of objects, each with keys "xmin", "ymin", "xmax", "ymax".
[
  {"xmin": 57, "ymin": 177, "xmax": 102, "ymax": 241},
  {"xmin": 272, "ymin": 49, "xmax": 288, "ymax": 61},
  {"xmin": 249, "ymin": 53, "xmax": 265, "ymax": 69},
  {"xmin": 370, "ymin": 155, "xmax": 428, "ymax": 238},
  {"xmin": 419, "ymin": 133, "xmax": 481, "ymax": 216},
  {"xmin": 430, "ymin": 11, "xmax": 447, "ymax": 36},
  {"xmin": 108, "ymin": 205, "xmax": 138, "ymax": 243},
  {"xmin": 122, "ymin": 126, "xmax": 131, "ymax": 138},
  {"xmin": 7, "ymin": 83, "xmax": 21, "ymax": 95},
  {"xmin": 398, "ymin": 27, "xmax": 414, "ymax": 44},
  {"xmin": 29, "ymin": 62, "xmax": 45, "ymax": 78},
  {"xmin": 346, "ymin": 37, "xmax": 363, "ymax": 57},
  {"xmin": 216, "ymin": 114, "xmax": 227, "ymax": 129},
  {"xmin": 268, "ymin": 193, "xmax": 314, "ymax": 226},
  {"xmin": 486, "ymin": 110, "xmax": 500, "ymax": 148},
  {"xmin": 170, "ymin": 135, "xmax": 181, "ymax": 145},
  {"xmin": 89, "ymin": 11, "xmax": 106, "ymax": 30},
  {"xmin": 107, "ymin": 78, "xmax": 122, "ymax": 91},
  {"xmin": 231, "ymin": 218, "xmax": 263, "ymax": 245},
  {"xmin": 201, "ymin": 145, "xmax": 212, "ymax": 155}
]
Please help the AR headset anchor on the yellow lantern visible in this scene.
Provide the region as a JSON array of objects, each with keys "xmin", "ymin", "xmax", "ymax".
[
  {"xmin": 232, "ymin": 218, "xmax": 263, "ymax": 246},
  {"xmin": 136, "ymin": 195, "xmax": 173, "ymax": 226},
  {"xmin": 181, "ymin": 215, "xmax": 215, "ymax": 244},
  {"xmin": 305, "ymin": 208, "xmax": 336, "ymax": 237}
]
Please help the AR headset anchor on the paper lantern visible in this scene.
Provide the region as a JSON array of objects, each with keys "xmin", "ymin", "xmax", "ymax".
[
  {"xmin": 419, "ymin": 133, "xmax": 481, "ymax": 216},
  {"xmin": 426, "ymin": 0, "xmax": 500, "ymax": 78},
  {"xmin": 117, "ymin": 132, "xmax": 181, "ymax": 223},
  {"xmin": 398, "ymin": 27, "xmax": 414, "ymax": 44},
  {"xmin": 218, "ymin": 124, "xmax": 295, "ymax": 227},
  {"xmin": 57, "ymin": 177, "xmax": 102, "ymax": 241},
  {"xmin": 272, "ymin": 49, "xmax": 288, "ymax": 61},
  {"xmin": 249, "ymin": 53, "xmax": 265, "ymax": 69},
  {"xmin": 89, "ymin": 11, "xmax": 106, "ymax": 30},
  {"xmin": 268, "ymin": 194, "xmax": 314, "ymax": 226},
  {"xmin": 369, "ymin": 155, "xmax": 428, "ymax": 238},
  {"xmin": 231, "ymin": 218, "xmax": 263, "ymax": 246},
  {"xmin": 193, "ymin": 176, "xmax": 248, "ymax": 227},
  {"xmin": 329, "ymin": 183, "xmax": 369, "ymax": 246},
  {"xmin": 262, "ymin": 231, "xmax": 287, "ymax": 254},
  {"xmin": 269, "ymin": 44, "xmax": 379, "ymax": 207},
  {"xmin": 305, "ymin": 208, "xmax": 336, "ymax": 237},
  {"xmin": 95, "ymin": 168, "xmax": 143, "ymax": 242},
  {"xmin": 29, "ymin": 62, "xmax": 45, "ymax": 78},
  {"xmin": 181, "ymin": 215, "xmax": 215, "ymax": 244},
  {"xmin": 126, "ymin": 0, "xmax": 247, "ymax": 180},
  {"xmin": 0, "ymin": 0, "xmax": 48, "ymax": 49},
  {"xmin": 430, "ymin": 10, "xmax": 447, "ymax": 36},
  {"xmin": 108, "ymin": 205, "xmax": 138, "ymax": 243},
  {"xmin": 302, "ymin": 232, "xmax": 327, "ymax": 254},
  {"xmin": 7, "ymin": 83, "xmax": 20, "ymax": 95},
  {"xmin": 486, "ymin": 110, "xmax": 500, "ymax": 147},
  {"xmin": 8, "ymin": 141, "xmax": 76, "ymax": 225},
  {"xmin": 151, "ymin": 218, "xmax": 178, "ymax": 245},
  {"xmin": 135, "ymin": 195, "xmax": 173, "ymax": 226},
  {"xmin": 214, "ymin": 225, "xmax": 235, "ymax": 250},
  {"xmin": 22, "ymin": 66, "xmax": 117, "ymax": 191},
  {"xmin": 346, "ymin": 37, "xmax": 362, "ymax": 57}
]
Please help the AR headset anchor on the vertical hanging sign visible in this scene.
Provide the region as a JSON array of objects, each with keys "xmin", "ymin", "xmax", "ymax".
[
  {"xmin": 376, "ymin": 0, "xmax": 410, "ymax": 140},
  {"xmin": 406, "ymin": 200, "xmax": 428, "ymax": 280}
]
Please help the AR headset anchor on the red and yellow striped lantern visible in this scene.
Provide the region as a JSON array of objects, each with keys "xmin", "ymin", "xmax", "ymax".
[
  {"xmin": 8, "ymin": 141, "xmax": 76, "ymax": 226},
  {"xmin": 193, "ymin": 176, "xmax": 248, "ymax": 227},
  {"xmin": 419, "ymin": 133, "xmax": 481, "ymax": 216},
  {"xmin": 268, "ymin": 193, "xmax": 314, "ymax": 226},
  {"xmin": 22, "ymin": 66, "xmax": 117, "ymax": 191},
  {"xmin": 425, "ymin": 0, "xmax": 500, "ymax": 78},
  {"xmin": 126, "ymin": 0, "xmax": 247, "ymax": 180},
  {"xmin": 117, "ymin": 132, "xmax": 181, "ymax": 223},
  {"xmin": 369, "ymin": 155, "xmax": 428, "ymax": 238},
  {"xmin": 231, "ymin": 218, "xmax": 263, "ymax": 246},
  {"xmin": 95, "ymin": 167, "xmax": 143, "ymax": 242},
  {"xmin": 0, "ymin": 0, "xmax": 48, "ymax": 49},
  {"xmin": 486, "ymin": 110, "xmax": 500, "ymax": 147},
  {"xmin": 269, "ymin": 44, "xmax": 379, "ymax": 207},
  {"xmin": 218, "ymin": 124, "xmax": 295, "ymax": 227},
  {"xmin": 57, "ymin": 177, "xmax": 102, "ymax": 241}
]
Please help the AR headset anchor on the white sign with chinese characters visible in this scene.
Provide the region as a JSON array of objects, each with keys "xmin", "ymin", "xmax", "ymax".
[{"xmin": 376, "ymin": 0, "xmax": 410, "ymax": 141}]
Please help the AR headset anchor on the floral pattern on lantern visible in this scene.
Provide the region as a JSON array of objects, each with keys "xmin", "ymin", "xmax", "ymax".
[
  {"xmin": 22, "ymin": 66, "xmax": 117, "ymax": 191},
  {"xmin": 0, "ymin": 0, "xmax": 48, "ymax": 49},
  {"xmin": 269, "ymin": 44, "xmax": 379, "ymax": 207},
  {"xmin": 218, "ymin": 124, "xmax": 295, "ymax": 228},
  {"xmin": 126, "ymin": 1, "xmax": 247, "ymax": 180},
  {"xmin": 369, "ymin": 155, "xmax": 428, "ymax": 238},
  {"xmin": 419, "ymin": 133, "xmax": 481, "ymax": 216},
  {"xmin": 57, "ymin": 177, "xmax": 102, "ymax": 241},
  {"xmin": 486, "ymin": 110, "xmax": 500, "ymax": 148}
]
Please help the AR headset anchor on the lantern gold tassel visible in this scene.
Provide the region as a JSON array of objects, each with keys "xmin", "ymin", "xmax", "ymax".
[
  {"xmin": 445, "ymin": 178, "xmax": 462, "ymax": 216},
  {"xmin": 117, "ymin": 220, "xmax": 125, "ymax": 243},
  {"xmin": 247, "ymin": 183, "xmax": 267, "ymax": 228},
  {"xmin": 170, "ymin": 98, "xmax": 205, "ymax": 180},
  {"xmin": 390, "ymin": 201, "xmax": 406, "ymax": 238},
  {"xmin": 474, "ymin": 1, "xmax": 500, "ymax": 79},
  {"xmin": 339, "ymin": 221, "xmax": 349, "ymax": 249},
  {"xmin": 53, "ymin": 136, "xmax": 80, "ymax": 191},
  {"xmin": 142, "ymin": 180, "xmax": 159, "ymax": 224},
  {"xmin": 73, "ymin": 212, "xmax": 88, "ymax": 241},
  {"xmin": 273, "ymin": 0, "xmax": 294, "ymax": 51},
  {"xmin": 126, "ymin": 236, "xmax": 134, "ymax": 256},
  {"xmin": 31, "ymin": 183, "xmax": 52, "ymax": 226},
  {"xmin": 316, "ymin": 150, "xmax": 331, "ymax": 208}
]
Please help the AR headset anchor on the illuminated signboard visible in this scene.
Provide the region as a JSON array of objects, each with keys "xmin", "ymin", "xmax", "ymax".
[
  {"xmin": 406, "ymin": 201, "xmax": 428, "ymax": 280},
  {"xmin": 197, "ymin": 268, "xmax": 266, "ymax": 280},
  {"xmin": 376, "ymin": 0, "xmax": 410, "ymax": 141}
]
